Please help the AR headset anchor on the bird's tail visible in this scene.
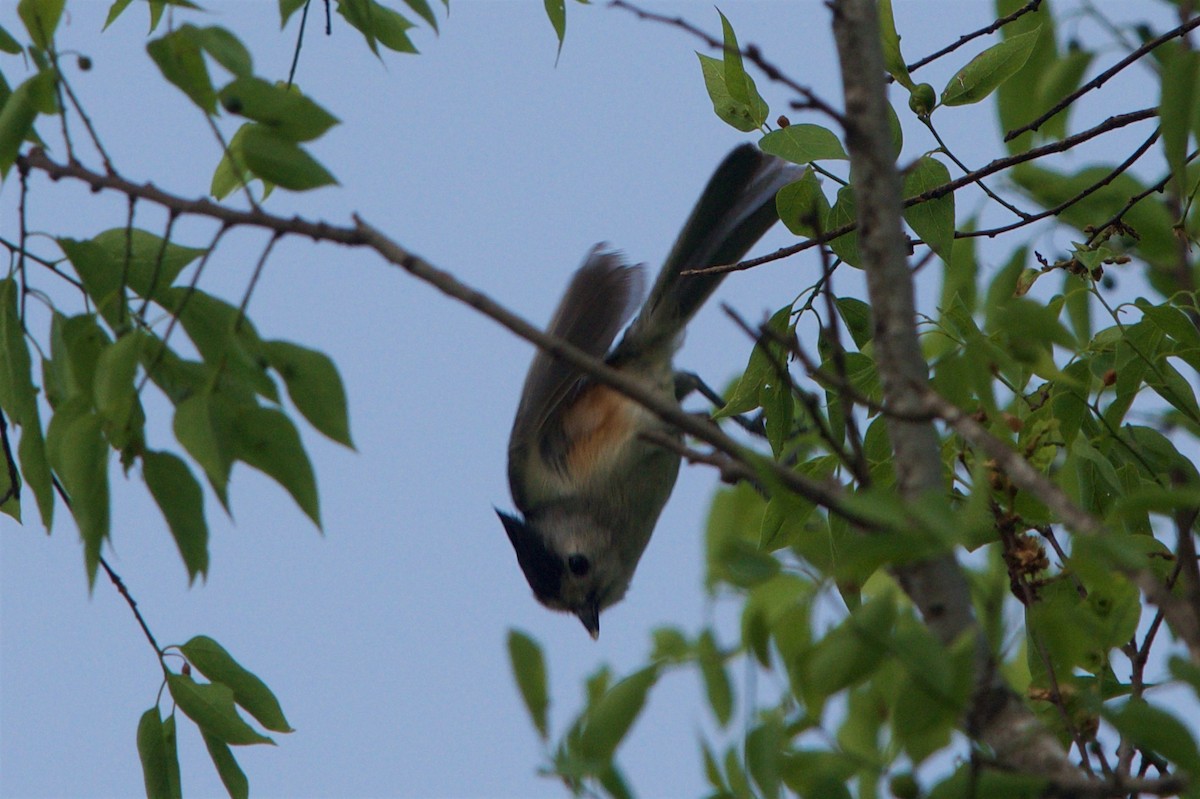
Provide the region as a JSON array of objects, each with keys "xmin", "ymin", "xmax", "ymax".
[{"xmin": 613, "ymin": 144, "xmax": 802, "ymax": 366}]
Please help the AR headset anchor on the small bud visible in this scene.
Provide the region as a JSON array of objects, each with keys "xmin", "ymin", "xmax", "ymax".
[
  {"xmin": 1102, "ymin": 369, "xmax": 1117, "ymax": 386},
  {"xmin": 776, "ymin": 115, "xmax": 790, "ymax": 128},
  {"xmin": 182, "ymin": 662, "xmax": 192, "ymax": 677},
  {"xmin": 77, "ymin": 55, "xmax": 92, "ymax": 71},
  {"xmin": 1002, "ymin": 413, "xmax": 1023, "ymax": 433},
  {"xmin": 222, "ymin": 95, "xmax": 243, "ymax": 115}
]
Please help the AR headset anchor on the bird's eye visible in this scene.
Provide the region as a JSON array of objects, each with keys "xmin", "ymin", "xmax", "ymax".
[{"xmin": 567, "ymin": 554, "xmax": 591, "ymax": 577}]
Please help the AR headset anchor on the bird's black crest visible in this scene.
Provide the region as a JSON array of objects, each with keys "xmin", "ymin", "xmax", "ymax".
[{"xmin": 496, "ymin": 509, "xmax": 563, "ymax": 604}]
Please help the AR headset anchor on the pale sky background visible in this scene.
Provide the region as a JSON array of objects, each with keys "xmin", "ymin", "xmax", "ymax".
[{"xmin": 0, "ymin": 1, "xmax": 1191, "ymax": 798}]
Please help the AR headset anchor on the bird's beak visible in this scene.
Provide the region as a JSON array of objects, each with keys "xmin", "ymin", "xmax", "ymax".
[{"xmin": 577, "ymin": 602, "xmax": 600, "ymax": 640}]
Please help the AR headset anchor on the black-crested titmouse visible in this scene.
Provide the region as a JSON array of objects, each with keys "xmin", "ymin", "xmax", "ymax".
[{"xmin": 498, "ymin": 144, "xmax": 801, "ymax": 637}]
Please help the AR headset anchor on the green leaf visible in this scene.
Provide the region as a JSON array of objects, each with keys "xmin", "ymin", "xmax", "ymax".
[
  {"xmin": 835, "ymin": 298, "xmax": 872, "ymax": 350},
  {"xmin": 262, "ymin": 340, "xmax": 353, "ymax": 447},
  {"xmin": 231, "ymin": 405, "xmax": 321, "ymax": 526},
  {"xmin": 239, "ymin": 124, "xmax": 337, "ymax": 190},
  {"xmin": 759, "ymin": 124, "xmax": 847, "ymax": 165},
  {"xmin": 941, "ymin": 28, "xmax": 1040, "ymax": 106},
  {"xmin": 544, "ymin": 0, "xmax": 565, "ymax": 58},
  {"xmin": 52, "ymin": 313, "xmax": 111, "ymax": 401},
  {"xmin": 878, "ymin": 0, "xmax": 912, "ymax": 89},
  {"xmin": 202, "ymin": 733, "xmax": 249, "ymax": 799},
  {"xmin": 1159, "ymin": 42, "xmax": 1198, "ymax": 196},
  {"xmin": 161, "ymin": 715, "xmax": 182, "ymax": 798},
  {"xmin": 507, "ymin": 629, "xmax": 550, "ymax": 740},
  {"xmin": 90, "ymin": 228, "xmax": 205, "ymax": 302},
  {"xmin": 18, "ymin": 0, "xmax": 65, "ymax": 49},
  {"xmin": 902, "ymin": 156, "xmax": 954, "ymax": 265},
  {"xmin": 0, "ymin": 71, "xmax": 52, "ymax": 177},
  {"xmin": 166, "ymin": 673, "xmax": 275, "ymax": 746},
  {"xmin": 337, "ymin": 0, "xmax": 418, "ymax": 55},
  {"xmin": 746, "ymin": 716, "xmax": 784, "ymax": 799},
  {"xmin": 805, "ymin": 596, "xmax": 895, "ymax": 699},
  {"xmin": 94, "ymin": 332, "xmax": 143, "ymax": 432},
  {"xmin": 697, "ymin": 53, "xmax": 767, "ymax": 133},
  {"xmin": 279, "ymin": 0, "xmax": 307, "ymax": 27},
  {"xmin": 1104, "ymin": 700, "xmax": 1200, "ymax": 774},
  {"xmin": 147, "ymin": 29, "xmax": 218, "ymax": 114},
  {"xmin": 173, "ymin": 391, "xmax": 238, "ymax": 500},
  {"xmin": 143, "ymin": 450, "xmax": 209, "ymax": 583},
  {"xmin": 137, "ymin": 707, "xmax": 182, "ymax": 799},
  {"xmin": 210, "ymin": 123, "xmax": 265, "ymax": 200},
  {"xmin": 775, "ymin": 168, "xmax": 829, "ymax": 238},
  {"xmin": 46, "ymin": 404, "xmax": 108, "ymax": 587},
  {"xmin": 180, "ymin": 25, "xmax": 253, "ymax": 77},
  {"xmin": 718, "ymin": 11, "xmax": 758, "ymax": 108},
  {"xmin": 157, "ymin": 287, "xmax": 277, "ymax": 401},
  {"xmin": 0, "ymin": 24, "xmax": 22, "ymax": 54},
  {"xmin": 16, "ymin": 408, "xmax": 52, "ymax": 527},
  {"xmin": 218, "ymin": 77, "xmax": 338, "ymax": 142},
  {"xmin": 715, "ymin": 303, "xmax": 793, "ymax": 419},
  {"xmin": 697, "ymin": 630, "xmax": 733, "ymax": 727},
  {"xmin": 403, "ymin": 0, "xmax": 438, "ymax": 31},
  {"xmin": 0, "ymin": 279, "xmax": 38, "ymax": 426},
  {"xmin": 826, "ymin": 186, "xmax": 860, "ymax": 267},
  {"xmin": 578, "ymin": 666, "xmax": 658, "ymax": 762},
  {"xmin": 180, "ymin": 636, "xmax": 292, "ymax": 732}
]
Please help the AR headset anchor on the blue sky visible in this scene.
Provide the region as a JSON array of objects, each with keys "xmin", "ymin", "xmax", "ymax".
[{"xmin": 0, "ymin": 1, "xmax": 1190, "ymax": 797}]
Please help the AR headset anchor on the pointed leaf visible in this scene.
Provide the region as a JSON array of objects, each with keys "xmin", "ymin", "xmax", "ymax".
[
  {"xmin": 218, "ymin": 77, "xmax": 338, "ymax": 142},
  {"xmin": 147, "ymin": 28, "xmax": 218, "ymax": 113},
  {"xmin": 180, "ymin": 636, "xmax": 292, "ymax": 732},
  {"xmin": 759, "ymin": 124, "xmax": 847, "ymax": 165},
  {"xmin": 173, "ymin": 391, "xmax": 237, "ymax": 497},
  {"xmin": 46, "ymin": 405, "xmax": 108, "ymax": 587},
  {"xmin": 903, "ymin": 156, "xmax": 954, "ymax": 265},
  {"xmin": 18, "ymin": 0, "xmax": 65, "ymax": 49},
  {"xmin": 239, "ymin": 124, "xmax": 336, "ymax": 190},
  {"xmin": 697, "ymin": 53, "xmax": 767, "ymax": 133},
  {"xmin": 202, "ymin": 733, "xmax": 249, "ymax": 799},
  {"xmin": 697, "ymin": 630, "xmax": 733, "ymax": 726},
  {"xmin": 143, "ymin": 450, "xmax": 209, "ymax": 583},
  {"xmin": 775, "ymin": 168, "xmax": 829, "ymax": 237},
  {"xmin": 18, "ymin": 415, "xmax": 53, "ymax": 527},
  {"xmin": 137, "ymin": 707, "xmax": 182, "ymax": 799},
  {"xmin": 180, "ymin": 24, "xmax": 253, "ymax": 77},
  {"xmin": 0, "ymin": 71, "xmax": 52, "ymax": 177},
  {"xmin": 544, "ymin": 0, "xmax": 565, "ymax": 57},
  {"xmin": 263, "ymin": 340, "xmax": 353, "ymax": 447},
  {"xmin": 166, "ymin": 674, "xmax": 274, "ymax": 746},
  {"xmin": 279, "ymin": 0, "xmax": 307, "ymax": 27},
  {"xmin": 941, "ymin": 28, "xmax": 1040, "ymax": 106},
  {"xmin": 231, "ymin": 405, "xmax": 320, "ymax": 526},
  {"xmin": 578, "ymin": 666, "xmax": 659, "ymax": 761},
  {"xmin": 878, "ymin": 0, "xmax": 913, "ymax": 89},
  {"xmin": 0, "ymin": 278, "xmax": 38, "ymax": 426},
  {"xmin": 507, "ymin": 629, "xmax": 550, "ymax": 740}
]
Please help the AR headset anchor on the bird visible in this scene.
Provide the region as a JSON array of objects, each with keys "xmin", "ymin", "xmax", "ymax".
[{"xmin": 498, "ymin": 144, "xmax": 801, "ymax": 637}]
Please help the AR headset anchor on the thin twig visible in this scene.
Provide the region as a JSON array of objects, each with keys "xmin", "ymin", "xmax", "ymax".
[
  {"xmin": 961, "ymin": 129, "xmax": 1162, "ymax": 240},
  {"xmin": 905, "ymin": 0, "xmax": 1043, "ymax": 74},
  {"xmin": 689, "ymin": 108, "xmax": 1157, "ymax": 277},
  {"xmin": 1005, "ymin": 16, "xmax": 1200, "ymax": 141}
]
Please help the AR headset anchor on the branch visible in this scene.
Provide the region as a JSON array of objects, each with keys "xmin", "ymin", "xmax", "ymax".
[
  {"xmin": 921, "ymin": 388, "xmax": 1200, "ymax": 662},
  {"xmin": 905, "ymin": 0, "xmax": 1043, "ymax": 74},
  {"xmin": 688, "ymin": 108, "xmax": 1156, "ymax": 277},
  {"xmin": 16, "ymin": 149, "xmax": 882, "ymax": 533},
  {"xmin": 609, "ymin": 0, "xmax": 843, "ymax": 123},
  {"xmin": 1005, "ymin": 16, "xmax": 1200, "ymax": 142},
  {"xmin": 830, "ymin": 0, "xmax": 1076, "ymax": 779},
  {"xmin": 961, "ymin": 128, "xmax": 1162, "ymax": 240}
]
